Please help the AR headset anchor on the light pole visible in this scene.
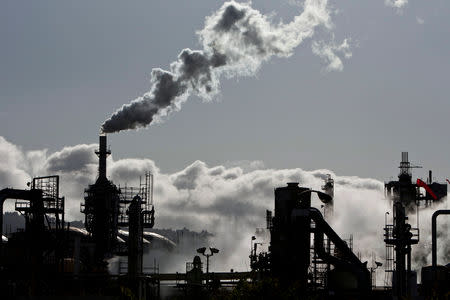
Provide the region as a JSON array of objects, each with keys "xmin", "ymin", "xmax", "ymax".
[{"xmin": 197, "ymin": 247, "xmax": 219, "ymax": 286}]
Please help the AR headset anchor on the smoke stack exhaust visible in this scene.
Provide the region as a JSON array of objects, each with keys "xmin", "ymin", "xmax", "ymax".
[
  {"xmin": 95, "ymin": 134, "xmax": 111, "ymax": 180},
  {"xmin": 101, "ymin": 0, "xmax": 339, "ymax": 133}
]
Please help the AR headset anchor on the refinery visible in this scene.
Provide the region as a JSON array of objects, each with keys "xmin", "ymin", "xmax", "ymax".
[
  {"xmin": 2, "ymin": 1, "xmax": 450, "ymax": 299},
  {"xmin": 0, "ymin": 135, "xmax": 448, "ymax": 299}
]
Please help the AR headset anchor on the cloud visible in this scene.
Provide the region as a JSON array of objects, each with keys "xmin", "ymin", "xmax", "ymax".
[
  {"xmin": 45, "ymin": 144, "xmax": 97, "ymax": 173},
  {"xmin": 385, "ymin": 0, "xmax": 408, "ymax": 9},
  {"xmin": 26, "ymin": 149, "xmax": 48, "ymax": 178},
  {"xmin": 223, "ymin": 160, "xmax": 265, "ymax": 173},
  {"xmin": 312, "ymin": 38, "xmax": 352, "ymax": 72},
  {"xmin": 416, "ymin": 17, "xmax": 425, "ymax": 25},
  {"xmin": 108, "ymin": 158, "xmax": 159, "ymax": 184},
  {"xmin": 171, "ymin": 160, "xmax": 207, "ymax": 190},
  {"xmin": 0, "ymin": 138, "xmax": 27, "ymax": 188}
]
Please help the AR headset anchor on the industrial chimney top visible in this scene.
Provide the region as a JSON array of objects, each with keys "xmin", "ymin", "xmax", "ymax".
[{"xmin": 95, "ymin": 134, "xmax": 111, "ymax": 180}]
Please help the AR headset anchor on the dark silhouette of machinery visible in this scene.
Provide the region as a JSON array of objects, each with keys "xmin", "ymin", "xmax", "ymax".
[
  {"xmin": 385, "ymin": 152, "xmax": 447, "ymax": 211},
  {"xmin": 81, "ymin": 134, "xmax": 155, "ymax": 295},
  {"xmin": 420, "ymin": 210, "xmax": 450, "ymax": 298},
  {"xmin": 321, "ymin": 174, "xmax": 334, "ymax": 218},
  {"xmin": 81, "ymin": 135, "xmax": 155, "ymax": 267},
  {"xmin": 264, "ymin": 182, "xmax": 370, "ymax": 297},
  {"xmin": 81, "ymin": 135, "xmax": 120, "ymax": 265},
  {"xmin": 384, "ymin": 152, "xmax": 449, "ymax": 299},
  {"xmin": 384, "ymin": 201, "xmax": 419, "ymax": 297},
  {"xmin": 186, "ymin": 255, "xmax": 204, "ymax": 286},
  {"xmin": 1, "ymin": 143, "xmax": 448, "ymax": 299},
  {"xmin": 0, "ymin": 135, "xmax": 156, "ymax": 299},
  {"xmin": 0, "ymin": 176, "xmax": 66, "ymax": 296}
]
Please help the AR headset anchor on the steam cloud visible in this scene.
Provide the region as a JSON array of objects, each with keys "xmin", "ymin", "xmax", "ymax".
[
  {"xmin": 101, "ymin": 0, "xmax": 348, "ymax": 133},
  {"xmin": 385, "ymin": 0, "xmax": 408, "ymax": 9},
  {"xmin": 312, "ymin": 38, "xmax": 352, "ymax": 72},
  {"xmin": 1, "ymin": 136, "xmax": 448, "ymax": 277}
]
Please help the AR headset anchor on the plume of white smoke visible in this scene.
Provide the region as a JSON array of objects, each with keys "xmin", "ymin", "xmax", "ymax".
[
  {"xmin": 385, "ymin": 0, "xmax": 408, "ymax": 9},
  {"xmin": 0, "ymin": 136, "xmax": 447, "ymax": 280},
  {"xmin": 312, "ymin": 38, "xmax": 352, "ymax": 72},
  {"xmin": 101, "ymin": 0, "xmax": 338, "ymax": 133}
]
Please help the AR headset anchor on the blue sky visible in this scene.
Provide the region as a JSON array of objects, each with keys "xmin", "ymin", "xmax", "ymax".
[{"xmin": 1, "ymin": 0, "xmax": 449, "ymax": 181}]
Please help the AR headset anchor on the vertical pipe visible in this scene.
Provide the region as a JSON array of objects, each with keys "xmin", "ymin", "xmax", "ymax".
[
  {"xmin": 0, "ymin": 197, "xmax": 4, "ymax": 261},
  {"xmin": 0, "ymin": 198, "xmax": 4, "ymax": 241},
  {"xmin": 96, "ymin": 134, "xmax": 111, "ymax": 180},
  {"xmin": 393, "ymin": 201, "xmax": 406, "ymax": 297},
  {"xmin": 128, "ymin": 195, "xmax": 143, "ymax": 278},
  {"xmin": 432, "ymin": 210, "xmax": 450, "ymax": 267},
  {"xmin": 98, "ymin": 135, "xmax": 107, "ymax": 179},
  {"xmin": 62, "ymin": 196, "xmax": 65, "ymax": 230},
  {"xmin": 206, "ymin": 255, "xmax": 210, "ymax": 286},
  {"xmin": 406, "ymin": 245, "xmax": 411, "ymax": 297},
  {"xmin": 56, "ymin": 176, "xmax": 60, "ymax": 229},
  {"xmin": 407, "ymin": 246, "xmax": 411, "ymax": 272}
]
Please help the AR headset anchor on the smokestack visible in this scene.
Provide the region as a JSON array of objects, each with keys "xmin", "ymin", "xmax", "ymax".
[{"xmin": 95, "ymin": 134, "xmax": 111, "ymax": 180}]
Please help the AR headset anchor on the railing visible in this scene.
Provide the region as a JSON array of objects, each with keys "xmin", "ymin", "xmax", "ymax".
[
  {"xmin": 384, "ymin": 225, "xmax": 419, "ymax": 244},
  {"xmin": 15, "ymin": 201, "xmax": 30, "ymax": 210}
]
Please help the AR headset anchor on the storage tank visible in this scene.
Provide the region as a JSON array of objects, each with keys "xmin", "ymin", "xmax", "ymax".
[{"xmin": 270, "ymin": 183, "xmax": 311, "ymax": 287}]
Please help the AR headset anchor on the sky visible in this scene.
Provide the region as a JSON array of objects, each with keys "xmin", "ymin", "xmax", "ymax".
[
  {"xmin": 1, "ymin": 0, "xmax": 449, "ymax": 181},
  {"xmin": 0, "ymin": 0, "xmax": 449, "ymax": 274}
]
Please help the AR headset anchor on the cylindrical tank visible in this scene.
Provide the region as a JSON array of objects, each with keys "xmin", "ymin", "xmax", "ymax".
[
  {"xmin": 271, "ymin": 183, "xmax": 311, "ymax": 287},
  {"xmin": 274, "ymin": 183, "xmax": 308, "ymax": 225}
]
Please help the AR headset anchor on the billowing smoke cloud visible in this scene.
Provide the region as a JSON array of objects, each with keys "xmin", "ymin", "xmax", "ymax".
[
  {"xmin": 101, "ymin": 0, "xmax": 350, "ymax": 133},
  {"xmin": 0, "ymin": 136, "xmax": 447, "ymax": 279}
]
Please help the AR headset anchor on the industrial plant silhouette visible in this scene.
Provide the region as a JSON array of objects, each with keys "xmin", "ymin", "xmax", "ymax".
[{"xmin": 1, "ymin": 135, "xmax": 448, "ymax": 299}]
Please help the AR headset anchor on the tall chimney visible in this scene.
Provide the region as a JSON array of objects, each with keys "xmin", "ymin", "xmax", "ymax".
[{"xmin": 95, "ymin": 134, "xmax": 111, "ymax": 179}]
